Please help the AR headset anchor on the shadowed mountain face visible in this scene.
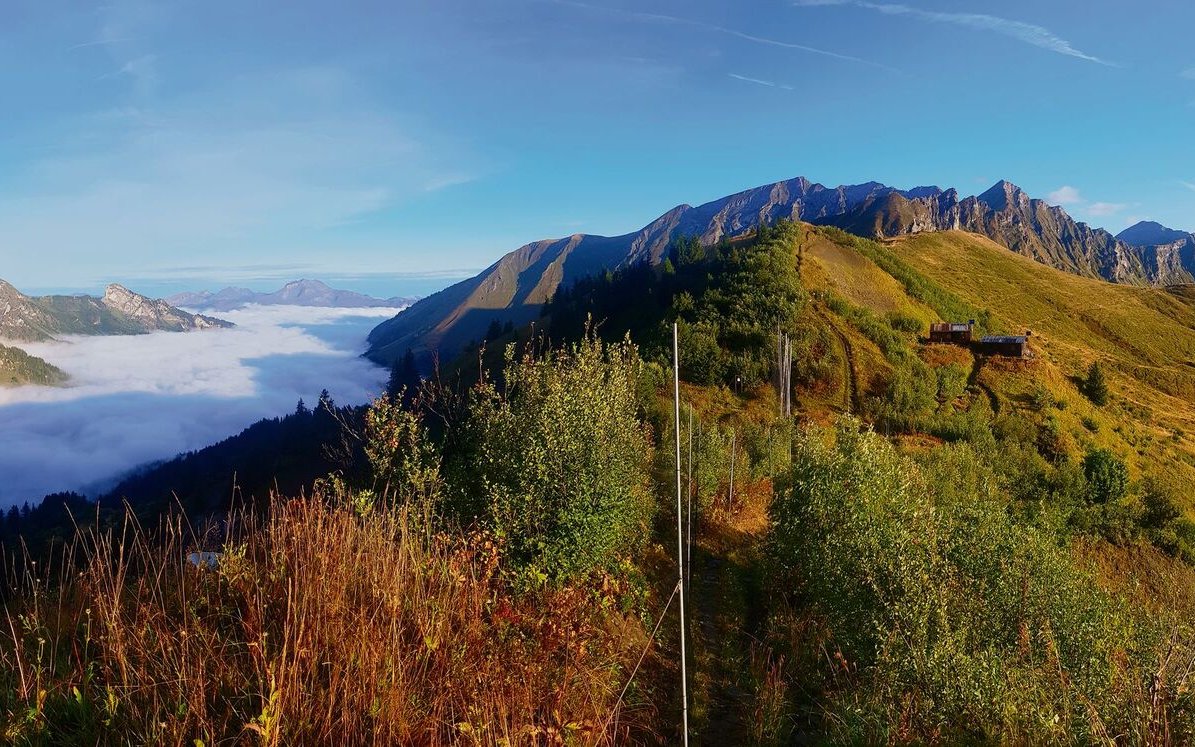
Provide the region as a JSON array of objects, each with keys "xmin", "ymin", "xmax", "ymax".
[
  {"xmin": 0, "ymin": 280, "xmax": 232, "ymax": 343},
  {"xmin": 1118, "ymin": 221, "xmax": 1193, "ymax": 248},
  {"xmin": 365, "ymin": 176, "xmax": 1195, "ymax": 367},
  {"xmin": 1116, "ymin": 221, "xmax": 1195, "ymax": 286},
  {"xmin": 167, "ymin": 279, "xmax": 417, "ymax": 312}
]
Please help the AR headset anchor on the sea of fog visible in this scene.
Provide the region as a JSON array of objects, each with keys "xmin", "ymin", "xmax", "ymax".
[{"xmin": 0, "ymin": 305, "xmax": 403, "ymax": 507}]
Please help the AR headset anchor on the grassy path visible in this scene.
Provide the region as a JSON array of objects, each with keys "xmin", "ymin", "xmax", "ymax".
[
  {"xmin": 686, "ymin": 493, "xmax": 772, "ymax": 745},
  {"xmin": 814, "ymin": 305, "xmax": 858, "ymax": 415}
]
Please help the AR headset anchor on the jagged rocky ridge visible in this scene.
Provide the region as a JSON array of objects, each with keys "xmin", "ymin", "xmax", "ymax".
[
  {"xmin": 0, "ymin": 280, "xmax": 232, "ymax": 343},
  {"xmin": 168, "ymin": 279, "xmax": 417, "ymax": 312},
  {"xmin": 366, "ymin": 176, "xmax": 1194, "ymax": 367}
]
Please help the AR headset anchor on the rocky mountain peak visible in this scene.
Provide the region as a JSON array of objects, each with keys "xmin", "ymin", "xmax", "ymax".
[
  {"xmin": 977, "ymin": 180, "xmax": 1029, "ymax": 211},
  {"xmin": 281, "ymin": 279, "xmax": 332, "ymax": 291},
  {"xmin": 102, "ymin": 283, "xmax": 140, "ymax": 306},
  {"xmin": 0, "ymin": 279, "xmax": 25, "ymax": 299},
  {"xmin": 1117, "ymin": 220, "xmax": 1192, "ymax": 248}
]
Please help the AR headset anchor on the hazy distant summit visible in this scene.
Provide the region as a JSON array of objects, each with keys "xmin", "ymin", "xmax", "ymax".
[
  {"xmin": 0, "ymin": 280, "xmax": 231, "ymax": 343},
  {"xmin": 365, "ymin": 175, "xmax": 1195, "ymax": 368},
  {"xmin": 168, "ymin": 279, "xmax": 416, "ymax": 312}
]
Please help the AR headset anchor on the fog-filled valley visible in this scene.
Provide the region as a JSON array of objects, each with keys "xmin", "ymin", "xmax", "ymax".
[{"xmin": 0, "ymin": 305, "xmax": 398, "ymax": 505}]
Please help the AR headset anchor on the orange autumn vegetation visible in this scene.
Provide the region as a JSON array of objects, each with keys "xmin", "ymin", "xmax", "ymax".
[{"xmin": 0, "ymin": 491, "xmax": 653, "ymax": 745}]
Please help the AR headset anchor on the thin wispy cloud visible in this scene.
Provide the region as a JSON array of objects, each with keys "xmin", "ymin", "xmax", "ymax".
[
  {"xmin": 1048, "ymin": 185, "xmax": 1082, "ymax": 205},
  {"xmin": 728, "ymin": 73, "xmax": 794, "ymax": 91},
  {"xmin": 794, "ymin": 0, "xmax": 1114, "ymax": 66},
  {"xmin": 546, "ymin": 0, "xmax": 900, "ymax": 72},
  {"xmin": 1182, "ymin": 68, "xmax": 1195, "ymax": 80},
  {"xmin": 1087, "ymin": 201, "xmax": 1127, "ymax": 217},
  {"xmin": 68, "ymin": 37, "xmax": 135, "ymax": 50},
  {"xmin": 1182, "ymin": 181, "xmax": 1195, "ymax": 193},
  {"xmin": 1046, "ymin": 186, "xmax": 1128, "ymax": 222},
  {"xmin": 96, "ymin": 53, "xmax": 158, "ymax": 95}
]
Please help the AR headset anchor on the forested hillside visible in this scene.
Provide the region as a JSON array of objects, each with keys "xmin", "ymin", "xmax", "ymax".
[
  {"xmin": 0, "ymin": 344, "xmax": 67, "ymax": 387},
  {"xmin": 4, "ymin": 221, "xmax": 1195, "ymax": 744}
]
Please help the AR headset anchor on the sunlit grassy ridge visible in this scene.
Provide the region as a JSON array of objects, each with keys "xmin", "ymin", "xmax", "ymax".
[{"xmin": 888, "ymin": 230, "xmax": 1195, "ymax": 499}]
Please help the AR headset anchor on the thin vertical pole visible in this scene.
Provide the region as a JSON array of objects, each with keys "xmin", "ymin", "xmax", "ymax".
[
  {"xmin": 728, "ymin": 430, "xmax": 736, "ymax": 508},
  {"xmin": 686, "ymin": 404, "xmax": 694, "ymax": 588},
  {"xmin": 672, "ymin": 323, "xmax": 690, "ymax": 746}
]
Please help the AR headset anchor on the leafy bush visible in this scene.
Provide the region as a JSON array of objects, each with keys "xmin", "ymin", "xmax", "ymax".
[
  {"xmin": 443, "ymin": 336, "xmax": 654, "ymax": 581},
  {"xmin": 1030, "ymin": 383, "xmax": 1055, "ymax": 411},
  {"xmin": 886, "ymin": 311, "xmax": 922, "ymax": 334},
  {"xmin": 1083, "ymin": 447, "xmax": 1129, "ymax": 505},
  {"xmin": 364, "ymin": 394, "xmax": 442, "ymax": 507},
  {"xmin": 771, "ymin": 420, "xmax": 1170, "ymax": 743},
  {"xmin": 935, "ymin": 362, "xmax": 969, "ymax": 403}
]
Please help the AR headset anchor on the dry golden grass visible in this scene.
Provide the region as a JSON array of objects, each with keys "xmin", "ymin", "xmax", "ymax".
[
  {"xmin": 1, "ymin": 494, "xmax": 652, "ymax": 746},
  {"xmin": 800, "ymin": 231, "xmax": 935, "ymax": 324}
]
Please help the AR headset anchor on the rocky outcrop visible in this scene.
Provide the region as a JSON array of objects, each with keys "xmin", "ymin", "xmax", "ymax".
[{"xmin": 102, "ymin": 284, "xmax": 230, "ymax": 332}]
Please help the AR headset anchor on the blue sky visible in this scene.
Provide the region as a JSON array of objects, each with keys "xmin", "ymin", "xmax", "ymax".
[{"xmin": 1, "ymin": 0, "xmax": 1192, "ymax": 296}]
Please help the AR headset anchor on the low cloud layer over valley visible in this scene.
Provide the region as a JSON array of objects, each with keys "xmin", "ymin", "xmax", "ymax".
[{"xmin": 0, "ymin": 305, "xmax": 398, "ymax": 506}]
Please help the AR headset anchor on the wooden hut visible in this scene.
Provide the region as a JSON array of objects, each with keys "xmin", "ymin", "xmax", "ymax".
[
  {"xmin": 976, "ymin": 334, "xmax": 1031, "ymax": 358},
  {"xmin": 929, "ymin": 320, "xmax": 974, "ymax": 345}
]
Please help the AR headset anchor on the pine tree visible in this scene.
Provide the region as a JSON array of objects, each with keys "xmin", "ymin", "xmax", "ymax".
[
  {"xmin": 295, "ymin": 398, "xmax": 309, "ymax": 416},
  {"xmin": 485, "ymin": 318, "xmax": 504, "ymax": 342},
  {"xmin": 1084, "ymin": 362, "xmax": 1108, "ymax": 406},
  {"xmin": 387, "ymin": 348, "xmax": 420, "ymax": 404}
]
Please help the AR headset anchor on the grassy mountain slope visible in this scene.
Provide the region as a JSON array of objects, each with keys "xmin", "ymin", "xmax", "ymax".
[
  {"xmin": 888, "ymin": 230, "xmax": 1195, "ymax": 487},
  {"xmin": 0, "ymin": 344, "xmax": 67, "ymax": 387}
]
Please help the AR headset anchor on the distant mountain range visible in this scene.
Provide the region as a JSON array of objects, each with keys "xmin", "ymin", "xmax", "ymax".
[
  {"xmin": 364, "ymin": 176, "xmax": 1194, "ymax": 368},
  {"xmin": 0, "ymin": 281, "xmax": 232, "ymax": 343},
  {"xmin": 0, "ymin": 280, "xmax": 232, "ymax": 386},
  {"xmin": 167, "ymin": 280, "xmax": 417, "ymax": 312}
]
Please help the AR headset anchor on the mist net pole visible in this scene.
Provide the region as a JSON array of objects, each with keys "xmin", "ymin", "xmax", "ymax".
[
  {"xmin": 672, "ymin": 323, "xmax": 690, "ymax": 746},
  {"xmin": 686, "ymin": 404, "xmax": 694, "ymax": 588}
]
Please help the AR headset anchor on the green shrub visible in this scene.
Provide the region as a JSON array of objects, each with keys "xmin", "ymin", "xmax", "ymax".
[
  {"xmin": 444, "ymin": 336, "xmax": 654, "ymax": 580},
  {"xmin": 886, "ymin": 311, "xmax": 922, "ymax": 334},
  {"xmin": 935, "ymin": 362, "xmax": 969, "ymax": 403},
  {"xmin": 1083, "ymin": 448, "xmax": 1128, "ymax": 505},
  {"xmin": 1084, "ymin": 361, "xmax": 1110, "ymax": 406},
  {"xmin": 364, "ymin": 394, "xmax": 442, "ymax": 508},
  {"xmin": 771, "ymin": 420, "xmax": 1158, "ymax": 743},
  {"xmin": 1030, "ymin": 383, "xmax": 1055, "ymax": 411}
]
